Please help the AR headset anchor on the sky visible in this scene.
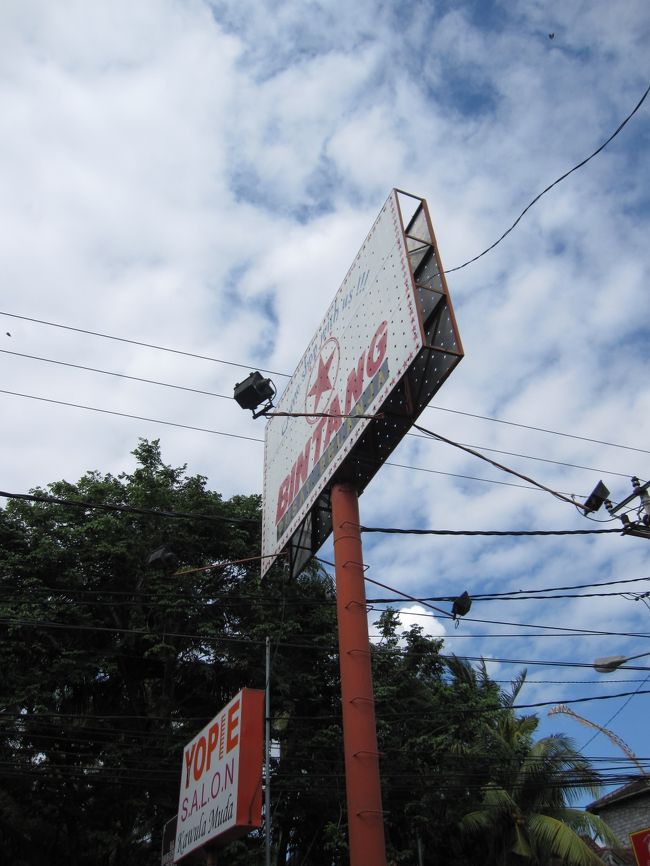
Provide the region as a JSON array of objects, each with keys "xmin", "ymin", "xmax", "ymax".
[{"xmin": 1, "ymin": 0, "xmax": 649, "ymax": 810}]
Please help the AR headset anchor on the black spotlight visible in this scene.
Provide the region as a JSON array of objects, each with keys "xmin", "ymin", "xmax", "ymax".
[
  {"xmin": 233, "ymin": 372, "xmax": 276, "ymax": 418},
  {"xmin": 583, "ymin": 480, "xmax": 610, "ymax": 514},
  {"xmin": 147, "ymin": 545, "xmax": 179, "ymax": 571},
  {"xmin": 452, "ymin": 591, "xmax": 472, "ymax": 621}
]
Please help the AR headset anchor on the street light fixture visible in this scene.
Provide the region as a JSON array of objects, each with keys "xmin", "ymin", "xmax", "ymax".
[{"xmin": 593, "ymin": 651, "xmax": 650, "ymax": 673}]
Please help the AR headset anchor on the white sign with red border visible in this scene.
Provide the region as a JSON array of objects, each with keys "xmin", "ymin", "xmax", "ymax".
[
  {"xmin": 174, "ymin": 689, "xmax": 264, "ymax": 861},
  {"xmin": 261, "ymin": 190, "xmax": 423, "ymax": 576}
]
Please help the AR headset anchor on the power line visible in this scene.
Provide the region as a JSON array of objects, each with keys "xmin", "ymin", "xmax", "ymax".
[
  {"xmin": 3, "ymin": 687, "xmax": 650, "ymax": 723},
  {"xmin": 413, "ymin": 422, "xmax": 586, "ymax": 508},
  {"xmin": 359, "ymin": 571, "xmax": 650, "ymax": 639},
  {"xmin": 6, "ymin": 349, "xmax": 634, "ymax": 486},
  {"xmin": 3, "ymin": 347, "xmax": 639, "ymax": 479},
  {"xmin": 368, "ymin": 573, "xmax": 650, "ymax": 606},
  {"xmin": 2, "ymin": 569, "xmax": 647, "ymax": 606},
  {"xmin": 0, "ymin": 312, "xmax": 285, "ymax": 378},
  {"xmin": 453, "ymin": 574, "xmax": 650, "ymax": 599},
  {"xmin": 0, "ymin": 388, "xmax": 265, "ymax": 443},
  {"xmin": 2, "ymin": 310, "xmax": 648, "ymax": 456},
  {"xmin": 411, "ymin": 437, "xmax": 634, "ymax": 479},
  {"xmin": 0, "ymin": 348, "xmax": 234, "ymax": 400},
  {"xmin": 360, "ymin": 525, "xmax": 624, "ymax": 537},
  {"xmin": 2, "ymin": 346, "xmax": 639, "ymax": 479},
  {"xmin": 0, "ymin": 489, "xmax": 260, "ymax": 525},
  {"xmin": 0, "ymin": 394, "xmax": 591, "ymax": 497},
  {"xmin": 581, "ymin": 672, "xmax": 650, "ymax": 753},
  {"xmin": 5, "ymin": 612, "xmax": 650, "ymax": 658},
  {"xmin": 426, "ymin": 404, "xmax": 650, "ymax": 456},
  {"xmin": 441, "ymin": 82, "xmax": 650, "ymax": 275},
  {"xmin": 8, "ymin": 486, "xmax": 622, "ymax": 542}
]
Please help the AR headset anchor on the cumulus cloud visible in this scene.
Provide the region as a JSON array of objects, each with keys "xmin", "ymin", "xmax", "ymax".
[{"xmin": 0, "ymin": 0, "xmax": 648, "ymax": 780}]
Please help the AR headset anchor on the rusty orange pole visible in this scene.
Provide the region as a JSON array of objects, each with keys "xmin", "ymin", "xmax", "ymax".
[{"xmin": 331, "ymin": 482, "xmax": 386, "ymax": 866}]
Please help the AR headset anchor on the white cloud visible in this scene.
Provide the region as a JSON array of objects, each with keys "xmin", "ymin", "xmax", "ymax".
[
  {"xmin": 0, "ymin": 0, "xmax": 648, "ymax": 783},
  {"xmin": 369, "ymin": 603, "xmax": 447, "ymax": 646}
]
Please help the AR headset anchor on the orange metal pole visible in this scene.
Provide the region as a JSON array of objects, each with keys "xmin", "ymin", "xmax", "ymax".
[{"xmin": 331, "ymin": 482, "xmax": 387, "ymax": 866}]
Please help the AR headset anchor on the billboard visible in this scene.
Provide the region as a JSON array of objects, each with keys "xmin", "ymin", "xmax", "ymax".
[
  {"xmin": 261, "ymin": 189, "xmax": 463, "ymax": 577},
  {"xmin": 174, "ymin": 689, "xmax": 264, "ymax": 862}
]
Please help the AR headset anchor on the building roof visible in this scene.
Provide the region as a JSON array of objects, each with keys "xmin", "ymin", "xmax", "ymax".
[
  {"xmin": 587, "ymin": 777, "xmax": 650, "ymax": 812},
  {"xmin": 581, "ymin": 836, "xmax": 635, "ymax": 866}
]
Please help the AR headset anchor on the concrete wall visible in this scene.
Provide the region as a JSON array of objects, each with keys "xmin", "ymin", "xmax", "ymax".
[{"xmin": 595, "ymin": 794, "xmax": 650, "ymax": 846}]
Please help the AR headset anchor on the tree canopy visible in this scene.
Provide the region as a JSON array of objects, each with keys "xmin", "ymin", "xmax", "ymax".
[{"xmin": 0, "ymin": 441, "xmax": 616, "ymax": 866}]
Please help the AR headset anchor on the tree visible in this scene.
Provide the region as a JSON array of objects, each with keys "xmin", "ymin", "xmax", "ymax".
[
  {"xmin": 0, "ymin": 441, "xmax": 617, "ymax": 866},
  {"xmin": 459, "ymin": 673, "xmax": 619, "ymax": 866},
  {"xmin": 370, "ymin": 612, "xmax": 503, "ymax": 865},
  {"xmin": 0, "ymin": 440, "xmax": 342, "ymax": 866}
]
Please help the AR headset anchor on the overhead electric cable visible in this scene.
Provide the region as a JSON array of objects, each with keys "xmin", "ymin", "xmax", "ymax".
[
  {"xmin": 410, "ymin": 438, "xmax": 633, "ymax": 479},
  {"xmin": 11, "ymin": 611, "xmax": 650, "ymax": 650},
  {"xmin": 3, "ymin": 489, "xmax": 623, "ymax": 535},
  {"xmin": 467, "ymin": 574, "xmax": 650, "ymax": 598},
  {"xmin": 0, "ymin": 348, "xmax": 233, "ymax": 400},
  {"xmin": 359, "ymin": 572, "xmax": 650, "ymax": 639},
  {"xmin": 2, "ymin": 310, "xmax": 648, "ymax": 455},
  {"xmin": 425, "ymin": 405, "xmax": 650, "ymax": 456},
  {"xmin": 3, "ymin": 570, "xmax": 646, "ymax": 605},
  {"xmin": 371, "ymin": 589, "xmax": 646, "ymax": 602},
  {"xmin": 364, "ymin": 575, "xmax": 453, "ymax": 619},
  {"xmin": 360, "ymin": 525, "xmax": 624, "ymax": 537},
  {"xmin": 413, "ymin": 422, "xmax": 585, "ymax": 508},
  {"xmin": 0, "ymin": 489, "xmax": 260, "ymax": 524},
  {"xmin": 441, "ymin": 82, "xmax": 650, "ymax": 274},
  {"xmin": 0, "ymin": 312, "xmax": 285, "ymax": 378},
  {"xmin": 581, "ymin": 672, "xmax": 650, "ymax": 753},
  {"xmin": 0, "ymin": 389, "xmax": 265, "ymax": 442},
  {"xmin": 0, "ymin": 395, "xmax": 588, "ymax": 497},
  {"xmin": 382, "ymin": 460, "xmax": 598, "ymax": 494},
  {"xmin": 1, "ymin": 347, "xmax": 636, "ymax": 478}
]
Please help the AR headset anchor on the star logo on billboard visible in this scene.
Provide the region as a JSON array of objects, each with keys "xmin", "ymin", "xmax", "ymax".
[{"xmin": 304, "ymin": 337, "xmax": 340, "ymax": 424}]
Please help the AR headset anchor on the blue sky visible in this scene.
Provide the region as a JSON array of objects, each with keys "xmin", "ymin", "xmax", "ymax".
[{"xmin": 1, "ymin": 0, "xmax": 649, "ymax": 813}]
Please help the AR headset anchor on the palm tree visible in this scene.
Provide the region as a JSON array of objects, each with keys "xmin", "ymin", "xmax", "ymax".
[{"xmin": 457, "ymin": 668, "xmax": 619, "ymax": 866}]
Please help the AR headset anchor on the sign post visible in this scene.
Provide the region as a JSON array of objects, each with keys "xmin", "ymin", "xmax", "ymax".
[{"xmin": 332, "ymin": 483, "xmax": 386, "ymax": 865}]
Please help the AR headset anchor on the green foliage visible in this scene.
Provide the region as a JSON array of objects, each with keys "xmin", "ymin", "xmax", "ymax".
[
  {"xmin": 0, "ymin": 440, "xmax": 341, "ymax": 865},
  {"xmin": 0, "ymin": 441, "xmax": 614, "ymax": 866},
  {"xmin": 458, "ymin": 681, "xmax": 620, "ymax": 866}
]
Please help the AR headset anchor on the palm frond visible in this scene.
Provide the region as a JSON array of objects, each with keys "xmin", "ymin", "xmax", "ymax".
[
  {"xmin": 555, "ymin": 808, "xmax": 621, "ymax": 849},
  {"xmin": 528, "ymin": 814, "xmax": 604, "ymax": 866}
]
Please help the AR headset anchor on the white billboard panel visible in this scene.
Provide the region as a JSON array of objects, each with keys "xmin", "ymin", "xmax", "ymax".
[
  {"xmin": 261, "ymin": 190, "xmax": 424, "ymax": 576},
  {"xmin": 174, "ymin": 689, "xmax": 263, "ymax": 861}
]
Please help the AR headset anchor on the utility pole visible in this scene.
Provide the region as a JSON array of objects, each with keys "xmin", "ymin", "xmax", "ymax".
[
  {"xmin": 265, "ymin": 636, "xmax": 272, "ymax": 866},
  {"xmin": 607, "ymin": 477, "xmax": 650, "ymax": 539}
]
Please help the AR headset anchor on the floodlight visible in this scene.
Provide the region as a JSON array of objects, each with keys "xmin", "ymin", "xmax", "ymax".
[
  {"xmin": 234, "ymin": 372, "xmax": 276, "ymax": 418},
  {"xmin": 583, "ymin": 480, "xmax": 610, "ymax": 514},
  {"xmin": 147, "ymin": 545, "xmax": 179, "ymax": 571}
]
